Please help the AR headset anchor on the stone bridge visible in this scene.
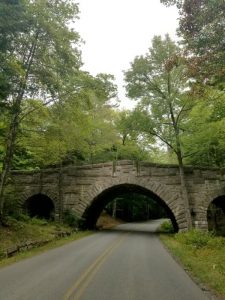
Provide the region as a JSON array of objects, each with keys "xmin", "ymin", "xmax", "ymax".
[{"xmin": 8, "ymin": 160, "xmax": 225, "ymax": 232}]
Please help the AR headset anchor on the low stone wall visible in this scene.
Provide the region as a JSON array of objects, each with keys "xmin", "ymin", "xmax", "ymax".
[{"xmin": 1, "ymin": 231, "xmax": 72, "ymax": 259}]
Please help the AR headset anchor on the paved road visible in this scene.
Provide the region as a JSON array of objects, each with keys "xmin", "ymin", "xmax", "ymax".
[{"xmin": 0, "ymin": 220, "xmax": 212, "ymax": 300}]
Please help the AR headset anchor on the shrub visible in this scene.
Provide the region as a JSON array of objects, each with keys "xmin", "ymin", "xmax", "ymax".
[
  {"xmin": 175, "ymin": 230, "xmax": 214, "ymax": 249},
  {"xmin": 29, "ymin": 217, "xmax": 48, "ymax": 226},
  {"xmin": 5, "ymin": 216, "xmax": 25, "ymax": 230},
  {"xmin": 207, "ymin": 236, "xmax": 225, "ymax": 249},
  {"xmin": 14, "ymin": 213, "xmax": 31, "ymax": 222},
  {"xmin": 159, "ymin": 220, "xmax": 174, "ymax": 233},
  {"xmin": 3, "ymin": 185, "xmax": 21, "ymax": 217},
  {"xmin": 63, "ymin": 209, "xmax": 82, "ymax": 228}
]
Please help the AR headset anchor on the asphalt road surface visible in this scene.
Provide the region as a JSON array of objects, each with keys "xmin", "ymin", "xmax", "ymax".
[{"xmin": 0, "ymin": 220, "xmax": 213, "ymax": 300}]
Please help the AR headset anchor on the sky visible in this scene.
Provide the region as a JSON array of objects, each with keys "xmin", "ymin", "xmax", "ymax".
[{"xmin": 76, "ymin": 0, "xmax": 179, "ymax": 108}]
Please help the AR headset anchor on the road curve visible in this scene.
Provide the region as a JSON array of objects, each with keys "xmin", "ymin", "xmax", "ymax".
[{"xmin": 0, "ymin": 220, "xmax": 212, "ymax": 300}]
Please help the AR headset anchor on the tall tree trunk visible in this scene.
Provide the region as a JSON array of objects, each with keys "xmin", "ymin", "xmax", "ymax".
[
  {"xmin": 0, "ymin": 96, "xmax": 22, "ymax": 222},
  {"xmin": 168, "ymin": 71, "xmax": 192, "ymax": 230},
  {"xmin": 112, "ymin": 199, "xmax": 117, "ymax": 219},
  {"xmin": 173, "ymin": 119, "xmax": 192, "ymax": 230},
  {"xmin": 177, "ymin": 150, "xmax": 192, "ymax": 230}
]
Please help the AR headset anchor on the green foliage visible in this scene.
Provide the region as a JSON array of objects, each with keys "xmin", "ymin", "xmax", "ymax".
[
  {"xmin": 0, "ymin": 0, "xmax": 123, "ymax": 219},
  {"xmin": 150, "ymin": 148, "xmax": 178, "ymax": 164},
  {"xmin": 13, "ymin": 213, "xmax": 31, "ymax": 223},
  {"xmin": 5, "ymin": 210, "xmax": 48, "ymax": 226},
  {"xmin": 4, "ymin": 216, "xmax": 26, "ymax": 230},
  {"xmin": 0, "ymin": 217, "xmax": 77, "ymax": 264},
  {"xmin": 106, "ymin": 194, "xmax": 167, "ymax": 222},
  {"xmin": 0, "ymin": 0, "xmax": 28, "ymax": 100},
  {"xmin": 161, "ymin": 0, "xmax": 225, "ymax": 85},
  {"xmin": 161, "ymin": 232, "xmax": 225, "ymax": 297},
  {"xmin": 29, "ymin": 217, "xmax": 48, "ymax": 226},
  {"xmin": 124, "ymin": 32, "xmax": 225, "ymax": 170},
  {"xmin": 183, "ymin": 88, "xmax": 225, "ymax": 167},
  {"xmin": 0, "ymin": 0, "xmax": 82, "ymax": 103},
  {"xmin": 159, "ymin": 220, "xmax": 174, "ymax": 233},
  {"xmin": 175, "ymin": 230, "xmax": 214, "ymax": 249},
  {"xmin": 63, "ymin": 209, "xmax": 83, "ymax": 228},
  {"xmin": 112, "ymin": 110, "xmax": 152, "ymax": 161},
  {"xmin": 207, "ymin": 236, "xmax": 225, "ymax": 249},
  {"xmin": 0, "ymin": 0, "xmax": 84, "ymax": 216},
  {"xmin": 3, "ymin": 184, "xmax": 20, "ymax": 217},
  {"xmin": 159, "ymin": 1, "xmax": 225, "ymax": 169},
  {"xmin": 17, "ymin": 73, "xmax": 118, "ymax": 167},
  {"xmin": 124, "ymin": 35, "xmax": 193, "ymax": 168}
]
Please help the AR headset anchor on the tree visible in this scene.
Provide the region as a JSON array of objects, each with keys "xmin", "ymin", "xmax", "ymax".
[
  {"xmin": 18, "ymin": 72, "xmax": 118, "ymax": 167},
  {"xmin": 161, "ymin": 0, "xmax": 225, "ymax": 167},
  {"xmin": 160, "ymin": 0, "xmax": 225, "ymax": 85},
  {"xmin": 106, "ymin": 194, "xmax": 167, "ymax": 222},
  {"xmin": 124, "ymin": 35, "xmax": 193, "ymax": 229},
  {"xmin": 183, "ymin": 88, "xmax": 225, "ymax": 167},
  {"xmin": 0, "ymin": 0, "xmax": 29, "ymax": 103},
  {"xmin": 77, "ymin": 73, "xmax": 118, "ymax": 164},
  {"xmin": 111, "ymin": 110, "xmax": 152, "ymax": 161},
  {"xmin": 0, "ymin": 0, "xmax": 81, "ymax": 221}
]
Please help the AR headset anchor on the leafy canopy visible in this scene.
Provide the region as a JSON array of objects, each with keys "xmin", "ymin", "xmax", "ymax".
[
  {"xmin": 160, "ymin": 0, "xmax": 225, "ymax": 85},
  {"xmin": 125, "ymin": 35, "xmax": 193, "ymax": 159}
]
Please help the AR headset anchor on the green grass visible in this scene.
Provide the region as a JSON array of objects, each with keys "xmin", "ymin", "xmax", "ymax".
[
  {"xmin": 0, "ymin": 217, "xmax": 71, "ymax": 250},
  {"xmin": 160, "ymin": 230, "xmax": 225, "ymax": 298},
  {"xmin": 0, "ymin": 217, "xmax": 93, "ymax": 268}
]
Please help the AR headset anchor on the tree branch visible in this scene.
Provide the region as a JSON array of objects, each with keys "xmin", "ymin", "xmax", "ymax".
[
  {"xmin": 143, "ymin": 74, "xmax": 168, "ymax": 100},
  {"xmin": 19, "ymin": 98, "xmax": 56, "ymax": 122},
  {"xmin": 175, "ymin": 101, "xmax": 192, "ymax": 126}
]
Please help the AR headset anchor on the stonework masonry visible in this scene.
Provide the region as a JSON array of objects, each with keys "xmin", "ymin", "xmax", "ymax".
[{"xmin": 8, "ymin": 160, "xmax": 225, "ymax": 231}]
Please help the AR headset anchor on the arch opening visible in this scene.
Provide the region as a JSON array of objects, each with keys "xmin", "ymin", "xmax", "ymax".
[
  {"xmin": 24, "ymin": 194, "xmax": 55, "ymax": 220},
  {"xmin": 83, "ymin": 184, "xmax": 178, "ymax": 232},
  {"xmin": 207, "ymin": 196, "xmax": 225, "ymax": 235}
]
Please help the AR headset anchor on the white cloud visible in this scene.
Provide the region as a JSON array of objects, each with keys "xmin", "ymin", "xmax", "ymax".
[{"xmin": 76, "ymin": 0, "xmax": 179, "ymax": 108}]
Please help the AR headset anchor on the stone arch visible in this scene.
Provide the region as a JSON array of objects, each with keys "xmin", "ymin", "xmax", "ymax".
[
  {"xmin": 82, "ymin": 177, "xmax": 187, "ymax": 231},
  {"xmin": 18, "ymin": 189, "xmax": 59, "ymax": 219},
  {"xmin": 205, "ymin": 188, "xmax": 225, "ymax": 208},
  {"xmin": 24, "ymin": 194, "xmax": 54, "ymax": 220},
  {"xmin": 196, "ymin": 188, "xmax": 225, "ymax": 231},
  {"xmin": 205, "ymin": 189, "xmax": 225, "ymax": 233}
]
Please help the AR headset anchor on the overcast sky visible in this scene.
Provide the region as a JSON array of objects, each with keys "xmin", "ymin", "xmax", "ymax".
[{"xmin": 76, "ymin": 0, "xmax": 179, "ymax": 108}]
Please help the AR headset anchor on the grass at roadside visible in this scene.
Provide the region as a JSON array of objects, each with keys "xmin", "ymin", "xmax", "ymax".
[
  {"xmin": 0, "ymin": 217, "xmax": 93, "ymax": 268},
  {"xmin": 0, "ymin": 219, "xmax": 70, "ymax": 250},
  {"xmin": 160, "ymin": 230, "xmax": 225, "ymax": 298}
]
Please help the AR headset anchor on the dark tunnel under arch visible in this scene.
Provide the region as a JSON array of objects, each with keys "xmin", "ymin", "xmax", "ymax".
[
  {"xmin": 24, "ymin": 193, "xmax": 55, "ymax": 220},
  {"xmin": 207, "ymin": 195, "xmax": 225, "ymax": 234},
  {"xmin": 82, "ymin": 184, "xmax": 179, "ymax": 232}
]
